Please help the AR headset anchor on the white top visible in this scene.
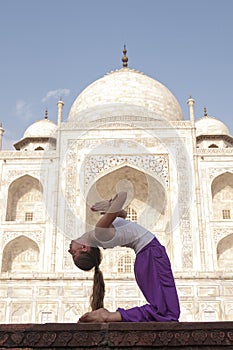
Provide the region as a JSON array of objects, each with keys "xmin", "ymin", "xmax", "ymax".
[{"xmin": 93, "ymin": 217, "xmax": 154, "ymax": 254}]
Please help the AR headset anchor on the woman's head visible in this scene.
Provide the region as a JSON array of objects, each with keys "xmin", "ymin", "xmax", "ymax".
[
  {"xmin": 73, "ymin": 246, "xmax": 102, "ymax": 271},
  {"xmin": 71, "ymin": 245, "xmax": 105, "ymax": 311}
]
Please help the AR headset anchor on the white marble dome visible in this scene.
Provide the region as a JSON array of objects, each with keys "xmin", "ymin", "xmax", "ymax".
[
  {"xmin": 195, "ymin": 116, "xmax": 230, "ymax": 137},
  {"xmin": 23, "ymin": 119, "xmax": 57, "ymax": 138},
  {"xmin": 68, "ymin": 68, "xmax": 183, "ymax": 122}
]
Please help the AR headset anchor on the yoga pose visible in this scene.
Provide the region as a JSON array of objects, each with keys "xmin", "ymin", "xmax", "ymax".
[{"xmin": 68, "ymin": 191, "xmax": 180, "ymax": 323}]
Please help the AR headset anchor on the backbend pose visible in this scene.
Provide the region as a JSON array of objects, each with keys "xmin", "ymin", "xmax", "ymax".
[{"xmin": 68, "ymin": 191, "xmax": 180, "ymax": 323}]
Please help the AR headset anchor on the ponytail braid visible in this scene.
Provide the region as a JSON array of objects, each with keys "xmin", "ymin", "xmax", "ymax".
[
  {"xmin": 90, "ymin": 265, "xmax": 105, "ymax": 310},
  {"xmin": 74, "ymin": 247, "xmax": 105, "ymax": 311}
]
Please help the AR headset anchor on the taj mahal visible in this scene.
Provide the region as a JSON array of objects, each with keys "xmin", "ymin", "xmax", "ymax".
[{"xmin": 0, "ymin": 48, "xmax": 233, "ymax": 323}]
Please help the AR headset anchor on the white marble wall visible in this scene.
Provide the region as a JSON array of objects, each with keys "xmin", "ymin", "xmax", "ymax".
[{"xmin": 0, "ymin": 119, "xmax": 233, "ymax": 323}]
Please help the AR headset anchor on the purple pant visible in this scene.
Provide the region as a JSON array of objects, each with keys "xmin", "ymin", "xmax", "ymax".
[{"xmin": 117, "ymin": 238, "xmax": 180, "ymax": 322}]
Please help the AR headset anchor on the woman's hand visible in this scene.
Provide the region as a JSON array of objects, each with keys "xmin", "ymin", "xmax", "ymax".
[
  {"xmin": 118, "ymin": 209, "xmax": 127, "ymax": 219},
  {"xmin": 78, "ymin": 308, "xmax": 122, "ymax": 323},
  {"xmin": 94, "ymin": 192, "xmax": 128, "ymax": 241}
]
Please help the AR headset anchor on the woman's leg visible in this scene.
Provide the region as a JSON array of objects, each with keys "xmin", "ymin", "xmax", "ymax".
[{"xmin": 118, "ymin": 239, "xmax": 180, "ymax": 322}]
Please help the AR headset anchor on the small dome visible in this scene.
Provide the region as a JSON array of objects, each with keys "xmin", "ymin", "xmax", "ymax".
[
  {"xmin": 23, "ymin": 119, "xmax": 57, "ymax": 138},
  {"xmin": 195, "ymin": 116, "xmax": 230, "ymax": 137},
  {"xmin": 69, "ymin": 68, "xmax": 183, "ymax": 123}
]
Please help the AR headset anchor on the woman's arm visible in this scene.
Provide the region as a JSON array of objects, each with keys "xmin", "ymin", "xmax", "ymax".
[{"xmin": 94, "ymin": 192, "xmax": 127, "ymax": 241}]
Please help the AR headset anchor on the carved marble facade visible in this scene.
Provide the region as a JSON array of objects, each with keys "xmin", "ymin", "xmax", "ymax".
[{"xmin": 0, "ymin": 65, "xmax": 233, "ymax": 324}]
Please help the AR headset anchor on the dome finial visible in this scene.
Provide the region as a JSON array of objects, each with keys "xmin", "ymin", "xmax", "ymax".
[
  {"xmin": 122, "ymin": 44, "xmax": 128, "ymax": 68},
  {"xmin": 44, "ymin": 109, "xmax": 48, "ymax": 119},
  {"xmin": 204, "ymin": 106, "xmax": 208, "ymax": 117}
]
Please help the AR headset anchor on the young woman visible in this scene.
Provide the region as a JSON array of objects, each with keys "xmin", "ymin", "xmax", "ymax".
[{"xmin": 68, "ymin": 191, "xmax": 180, "ymax": 323}]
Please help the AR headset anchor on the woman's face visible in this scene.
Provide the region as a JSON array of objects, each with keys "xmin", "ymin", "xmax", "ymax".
[{"xmin": 68, "ymin": 240, "xmax": 90, "ymax": 263}]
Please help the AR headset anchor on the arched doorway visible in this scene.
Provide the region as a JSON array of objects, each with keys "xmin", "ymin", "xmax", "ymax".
[
  {"xmin": 2, "ymin": 236, "xmax": 39, "ymax": 273},
  {"xmin": 6, "ymin": 175, "xmax": 44, "ymax": 222}
]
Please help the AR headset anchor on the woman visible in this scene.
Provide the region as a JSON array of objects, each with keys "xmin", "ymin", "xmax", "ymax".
[{"xmin": 68, "ymin": 192, "xmax": 180, "ymax": 323}]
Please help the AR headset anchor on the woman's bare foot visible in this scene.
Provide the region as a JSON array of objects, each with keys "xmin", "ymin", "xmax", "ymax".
[
  {"xmin": 91, "ymin": 199, "xmax": 112, "ymax": 214},
  {"xmin": 78, "ymin": 308, "xmax": 122, "ymax": 323}
]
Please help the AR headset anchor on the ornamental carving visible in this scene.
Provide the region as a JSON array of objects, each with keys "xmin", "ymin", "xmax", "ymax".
[
  {"xmin": 3, "ymin": 231, "xmax": 42, "ymax": 245},
  {"xmin": 158, "ymin": 331, "xmax": 173, "ymax": 345},
  {"xmin": 213, "ymin": 228, "xmax": 233, "ymax": 244},
  {"xmin": 209, "ymin": 167, "xmax": 233, "ymax": 179},
  {"xmin": 191, "ymin": 330, "xmax": 208, "ymax": 343},
  {"xmin": 174, "ymin": 140, "xmax": 193, "ymax": 269},
  {"xmin": 5, "ymin": 170, "xmax": 43, "ymax": 185},
  {"xmin": 0, "ymin": 322, "xmax": 233, "ymax": 347},
  {"xmin": 63, "ymin": 137, "xmax": 169, "ymax": 204},
  {"xmin": 211, "ymin": 331, "xmax": 226, "ymax": 344},
  {"xmin": 84, "ymin": 154, "xmax": 169, "ymax": 189},
  {"xmin": 64, "ymin": 208, "xmax": 76, "ymax": 239},
  {"xmin": 197, "ymin": 148, "xmax": 233, "ymax": 154},
  {"xmin": 171, "ymin": 121, "xmax": 191, "ymax": 127}
]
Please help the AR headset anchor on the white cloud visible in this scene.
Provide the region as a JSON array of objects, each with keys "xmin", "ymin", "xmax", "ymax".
[
  {"xmin": 42, "ymin": 88, "xmax": 70, "ymax": 103},
  {"xmin": 15, "ymin": 99, "xmax": 33, "ymax": 121}
]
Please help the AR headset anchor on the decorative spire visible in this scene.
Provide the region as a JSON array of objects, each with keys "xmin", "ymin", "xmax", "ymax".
[
  {"xmin": 122, "ymin": 44, "xmax": 128, "ymax": 68},
  {"xmin": 57, "ymin": 97, "xmax": 64, "ymax": 126},
  {"xmin": 187, "ymin": 96, "xmax": 195, "ymax": 123},
  {"xmin": 44, "ymin": 109, "xmax": 48, "ymax": 119},
  {"xmin": 204, "ymin": 106, "xmax": 208, "ymax": 117},
  {"xmin": 0, "ymin": 121, "xmax": 4, "ymax": 151}
]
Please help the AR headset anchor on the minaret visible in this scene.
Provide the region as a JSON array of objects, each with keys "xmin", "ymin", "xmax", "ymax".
[
  {"xmin": 0, "ymin": 122, "xmax": 5, "ymax": 150},
  {"xmin": 57, "ymin": 97, "xmax": 64, "ymax": 126},
  {"xmin": 187, "ymin": 96, "xmax": 195, "ymax": 124},
  {"xmin": 122, "ymin": 44, "xmax": 128, "ymax": 68}
]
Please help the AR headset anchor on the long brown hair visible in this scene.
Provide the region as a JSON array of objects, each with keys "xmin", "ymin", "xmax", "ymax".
[{"xmin": 74, "ymin": 247, "xmax": 105, "ymax": 310}]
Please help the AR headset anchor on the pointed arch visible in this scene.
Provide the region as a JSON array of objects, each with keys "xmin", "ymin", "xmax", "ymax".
[
  {"xmin": 85, "ymin": 165, "xmax": 167, "ymax": 232},
  {"xmin": 64, "ymin": 306, "xmax": 81, "ymax": 323},
  {"xmin": 211, "ymin": 172, "xmax": 233, "ymax": 220},
  {"xmin": 11, "ymin": 305, "xmax": 30, "ymax": 323},
  {"xmin": 202, "ymin": 305, "xmax": 218, "ymax": 321},
  {"xmin": 225, "ymin": 308, "xmax": 233, "ymax": 321},
  {"xmin": 217, "ymin": 233, "xmax": 233, "ymax": 269},
  {"xmin": 6, "ymin": 175, "xmax": 44, "ymax": 222},
  {"xmin": 85, "ymin": 159, "xmax": 167, "ymax": 196},
  {"xmin": 1, "ymin": 235, "xmax": 39, "ymax": 273}
]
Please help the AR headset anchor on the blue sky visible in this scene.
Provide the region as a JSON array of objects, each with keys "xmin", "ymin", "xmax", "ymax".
[{"xmin": 1, "ymin": 0, "xmax": 232, "ymax": 149}]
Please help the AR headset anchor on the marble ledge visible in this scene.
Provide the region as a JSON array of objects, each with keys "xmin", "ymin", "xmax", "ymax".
[
  {"xmin": 1, "ymin": 270, "xmax": 233, "ymax": 280},
  {"xmin": 0, "ymin": 321, "xmax": 233, "ymax": 349}
]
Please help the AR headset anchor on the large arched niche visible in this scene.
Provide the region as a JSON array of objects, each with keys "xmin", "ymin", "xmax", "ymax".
[
  {"xmin": 211, "ymin": 172, "xmax": 233, "ymax": 220},
  {"xmin": 217, "ymin": 234, "xmax": 233, "ymax": 270},
  {"xmin": 1, "ymin": 235, "xmax": 39, "ymax": 273},
  {"xmin": 6, "ymin": 175, "xmax": 43, "ymax": 222},
  {"xmin": 86, "ymin": 165, "xmax": 168, "ymax": 235}
]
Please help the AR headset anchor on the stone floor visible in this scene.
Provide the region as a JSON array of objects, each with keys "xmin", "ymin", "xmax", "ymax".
[{"xmin": 0, "ymin": 321, "xmax": 233, "ymax": 349}]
